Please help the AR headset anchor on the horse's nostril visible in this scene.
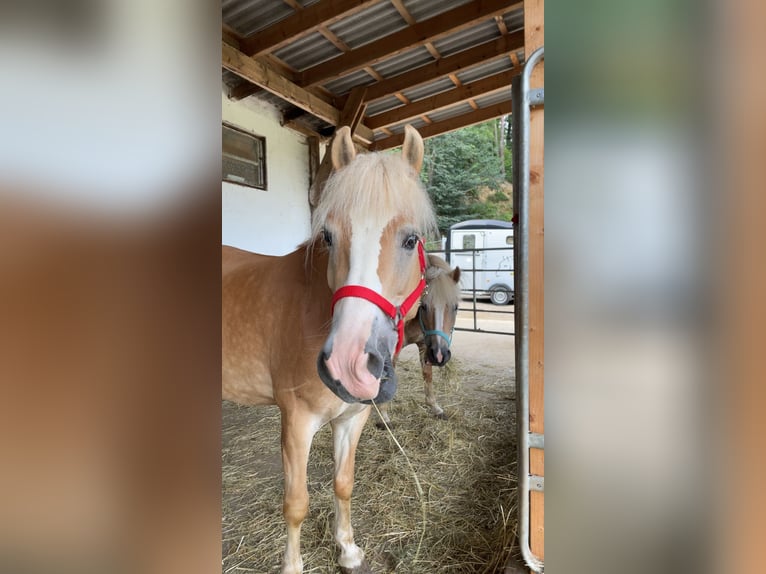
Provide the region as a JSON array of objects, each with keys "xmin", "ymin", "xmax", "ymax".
[
  {"xmin": 366, "ymin": 351, "xmax": 384, "ymax": 379},
  {"xmin": 443, "ymin": 349, "xmax": 451, "ymax": 363}
]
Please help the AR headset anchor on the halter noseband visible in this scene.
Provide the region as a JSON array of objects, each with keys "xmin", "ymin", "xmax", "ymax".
[
  {"xmin": 330, "ymin": 240, "xmax": 426, "ymax": 355},
  {"xmin": 417, "ymin": 305, "xmax": 454, "ymax": 346}
]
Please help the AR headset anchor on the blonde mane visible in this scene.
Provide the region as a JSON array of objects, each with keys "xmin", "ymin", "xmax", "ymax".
[
  {"xmin": 424, "ymin": 255, "xmax": 460, "ymax": 305},
  {"xmin": 311, "ymin": 151, "xmax": 438, "ymax": 240}
]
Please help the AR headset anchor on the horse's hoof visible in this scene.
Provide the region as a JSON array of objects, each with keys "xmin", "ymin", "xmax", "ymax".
[
  {"xmin": 340, "ymin": 558, "xmax": 374, "ymax": 573},
  {"xmin": 375, "ymin": 420, "xmax": 394, "ymax": 431}
]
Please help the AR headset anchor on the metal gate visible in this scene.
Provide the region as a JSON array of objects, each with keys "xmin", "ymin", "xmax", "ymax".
[
  {"xmin": 429, "ymin": 246, "xmax": 515, "ymax": 336},
  {"xmin": 512, "ymin": 46, "xmax": 544, "ymax": 574}
]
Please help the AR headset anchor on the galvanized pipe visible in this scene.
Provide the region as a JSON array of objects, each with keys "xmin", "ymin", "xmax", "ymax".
[{"xmin": 514, "ymin": 45, "xmax": 544, "ymax": 574}]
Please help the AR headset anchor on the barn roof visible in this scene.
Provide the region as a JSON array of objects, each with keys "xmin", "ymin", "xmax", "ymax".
[{"xmin": 222, "ymin": 0, "xmax": 525, "ymax": 149}]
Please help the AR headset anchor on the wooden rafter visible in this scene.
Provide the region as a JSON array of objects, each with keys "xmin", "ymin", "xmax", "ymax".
[
  {"xmin": 372, "ymin": 99, "xmax": 513, "ymax": 150},
  {"xmin": 242, "ymin": 0, "xmax": 381, "ymax": 57},
  {"xmin": 222, "ymin": 42, "xmax": 374, "ymax": 144},
  {"xmin": 366, "ymin": 68, "xmax": 519, "ymax": 129},
  {"xmin": 338, "ymin": 86, "xmax": 368, "ymax": 134},
  {"xmin": 300, "ymin": 0, "xmax": 523, "ymax": 87},
  {"xmin": 349, "ymin": 31, "xmax": 524, "ymax": 105}
]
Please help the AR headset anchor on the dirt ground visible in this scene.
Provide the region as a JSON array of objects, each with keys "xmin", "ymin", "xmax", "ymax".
[{"xmin": 222, "ymin": 303, "xmax": 519, "ymax": 573}]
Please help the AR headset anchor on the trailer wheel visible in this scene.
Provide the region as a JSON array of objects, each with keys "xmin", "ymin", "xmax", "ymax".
[{"xmin": 489, "ymin": 286, "xmax": 512, "ymax": 306}]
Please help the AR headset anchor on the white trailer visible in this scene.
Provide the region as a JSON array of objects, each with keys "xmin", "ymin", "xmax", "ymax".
[{"xmin": 445, "ymin": 219, "xmax": 514, "ymax": 305}]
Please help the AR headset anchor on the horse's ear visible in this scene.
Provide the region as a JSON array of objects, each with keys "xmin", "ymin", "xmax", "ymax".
[
  {"xmin": 331, "ymin": 126, "xmax": 355, "ymax": 169},
  {"xmin": 402, "ymin": 124, "xmax": 424, "ymax": 172},
  {"xmin": 451, "ymin": 267, "xmax": 461, "ymax": 283}
]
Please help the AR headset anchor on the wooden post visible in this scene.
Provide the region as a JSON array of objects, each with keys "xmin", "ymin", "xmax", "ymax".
[{"xmin": 525, "ymin": 0, "xmax": 544, "ymax": 569}]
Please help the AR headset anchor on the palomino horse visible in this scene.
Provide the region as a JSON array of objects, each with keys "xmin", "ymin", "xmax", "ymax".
[
  {"xmin": 222, "ymin": 125, "xmax": 437, "ymax": 574},
  {"xmin": 376, "ymin": 254, "xmax": 461, "ymax": 428}
]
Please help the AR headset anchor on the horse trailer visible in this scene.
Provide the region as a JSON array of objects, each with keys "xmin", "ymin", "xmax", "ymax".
[{"xmin": 444, "ymin": 219, "xmax": 514, "ymax": 306}]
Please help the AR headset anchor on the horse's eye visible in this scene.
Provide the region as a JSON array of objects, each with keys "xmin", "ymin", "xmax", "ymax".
[
  {"xmin": 322, "ymin": 229, "xmax": 333, "ymax": 247},
  {"xmin": 403, "ymin": 234, "xmax": 418, "ymax": 250},
  {"xmin": 421, "ymin": 304, "xmax": 428, "ymax": 314},
  {"xmin": 453, "ymin": 304, "xmax": 459, "ymax": 312}
]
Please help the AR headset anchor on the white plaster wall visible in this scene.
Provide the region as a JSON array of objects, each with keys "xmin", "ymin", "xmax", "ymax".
[{"xmin": 222, "ymin": 91, "xmax": 312, "ymax": 255}]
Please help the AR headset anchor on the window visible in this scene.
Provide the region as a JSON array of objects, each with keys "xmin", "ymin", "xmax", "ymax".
[
  {"xmin": 462, "ymin": 234, "xmax": 476, "ymax": 250},
  {"xmin": 222, "ymin": 124, "xmax": 266, "ymax": 190}
]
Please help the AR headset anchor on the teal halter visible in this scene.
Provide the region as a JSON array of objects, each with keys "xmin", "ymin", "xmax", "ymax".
[{"xmin": 418, "ymin": 305, "xmax": 453, "ymax": 346}]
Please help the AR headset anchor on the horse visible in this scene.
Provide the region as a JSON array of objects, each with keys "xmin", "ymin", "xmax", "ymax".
[
  {"xmin": 375, "ymin": 254, "xmax": 461, "ymax": 428},
  {"xmin": 222, "ymin": 125, "xmax": 437, "ymax": 574}
]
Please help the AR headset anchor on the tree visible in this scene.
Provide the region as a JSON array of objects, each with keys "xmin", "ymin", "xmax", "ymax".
[{"xmin": 421, "ymin": 121, "xmax": 506, "ymax": 234}]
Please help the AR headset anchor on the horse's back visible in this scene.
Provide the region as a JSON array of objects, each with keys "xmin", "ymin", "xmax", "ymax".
[
  {"xmin": 222, "ymin": 244, "xmax": 332, "ymax": 408},
  {"xmin": 221, "ymin": 245, "xmax": 282, "ymax": 404}
]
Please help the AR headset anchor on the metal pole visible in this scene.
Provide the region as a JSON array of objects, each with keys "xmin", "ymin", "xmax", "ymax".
[{"xmin": 514, "ymin": 45, "xmax": 544, "ymax": 574}]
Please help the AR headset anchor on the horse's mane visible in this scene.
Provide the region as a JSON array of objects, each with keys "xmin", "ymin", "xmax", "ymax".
[
  {"xmin": 311, "ymin": 152, "xmax": 438, "ymax": 240},
  {"xmin": 424, "ymin": 254, "xmax": 460, "ymax": 304}
]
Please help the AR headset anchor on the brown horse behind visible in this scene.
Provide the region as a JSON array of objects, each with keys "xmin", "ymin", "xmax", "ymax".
[
  {"xmin": 222, "ymin": 125, "xmax": 437, "ymax": 574},
  {"xmin": 376, "ymin": 254, "xmax": 461, "ymax": 427}
]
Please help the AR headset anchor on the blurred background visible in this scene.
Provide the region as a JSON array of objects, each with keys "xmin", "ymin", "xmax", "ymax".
[{"xmin": 1, "ymin": 0, "xmax": 764, "ymax": 572}]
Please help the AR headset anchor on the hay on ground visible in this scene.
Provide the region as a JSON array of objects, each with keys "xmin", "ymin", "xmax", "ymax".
[{"xmin": 222, "ymin": 353, "xmax": 520, "ymax": 573}]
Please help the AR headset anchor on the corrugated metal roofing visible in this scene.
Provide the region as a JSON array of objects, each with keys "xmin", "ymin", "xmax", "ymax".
[
  {"xmin": 365, "ymin": 95, "xmax": 403, "ymax": 117},
  {"xmin": 372, "ymin": 46, "xmax": 433, "ymax": 79},
  {"xmin": 223, "ymin": 0, "xmax": 294, "ymax": 36},
  {"xmin": 272, "ymin": 31, "xmax": 341, "ymax": 71},
  {"xmin": 401, "ymin": 77, "xmax": 455, "ymax": 102},
  {"xmin": 426, "ymin": 101, "xmax": 474, "ymax": 123},
  {"xmin": 222, "ymin": 0, "xmax": 528, "ymax": 144},
  {"xmin": 456, "ymin": 57, "xmax": 514, "ymax": 84},
  {"xmin": 328, "ymin": 1, "xmax": 407, "ymax": 49},
  {"xmin": 503, "ymin": 9, "xmax": 525, "ymax": 32},
  {"xmin": 323, "ymin": 69, "xmax": 377, "ymax": 95},
  {"xmin": 473, "ymin": 89, "xmax": 512, "ymax": 109},
  {"xmin": 432, "ymin": 20, "xmax": 500, "ymax": 57},
  {"xmin": 387, "ymin": 116, "xmax": 429, "ymax": 133},
  {"xmin": 402, "ymin": 0, "xmax": 473, "ymax": 23}
]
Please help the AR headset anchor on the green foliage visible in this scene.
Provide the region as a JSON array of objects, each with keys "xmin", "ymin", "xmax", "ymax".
[{"xmin": 420, "ymin": 121, "xmax": 507, "ymax": 234}]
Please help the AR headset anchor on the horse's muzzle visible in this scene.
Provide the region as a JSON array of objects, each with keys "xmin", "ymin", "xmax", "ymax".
[
  {"xmin": 317, "ymin": 350, "xmax": 398, "ymax": 404},
  {"xmin": 426, "ymin": 345, "xmax": 451, "ymax": 367}
]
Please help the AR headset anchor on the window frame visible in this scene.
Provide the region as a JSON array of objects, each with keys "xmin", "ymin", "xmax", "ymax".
[{"xmin": 222, "ymin": 123, "xmax": 267, "ymax": 191}]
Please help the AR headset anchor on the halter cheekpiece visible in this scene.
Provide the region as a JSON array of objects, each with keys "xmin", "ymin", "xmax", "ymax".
[{"xmin": 330, "ymin": 240, "xmax": 427, "ymax": 355}]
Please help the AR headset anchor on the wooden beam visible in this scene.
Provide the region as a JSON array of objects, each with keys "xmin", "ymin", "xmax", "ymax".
[
  {"xmin": 372, "ymin": 99, "xmax": 513, "ymax": 150},
  {"xmin": 318, "ymin": 25, "xmax": 351, "ymax": 52},
  {"xmin": 525, "ymin": 0, "xmax": 545, "ymax": 569},
  {"xmin": 359, "ymin": 31, "xmax": 525, "ymax": 104},
  {"xmin": 389, "ymin": 0, "xmax": 416, "ymax": 25},
  {"xmin": 366, "ymin": 68, "xmax": 519, "ymax": 129},
  {"xmin": 222, "ymin": 24, "xmax": 242, "ymax": 49},
  {"xmin": 242, "ymin": 0, "xmax": 380, "ymax": 57},
  {"xmin": 222, "ymin": 42, "xmax": 375, "ymax": 144},
  {"xmin": 339, "ymin": 86, "xmax": 368, "ymax": 134},
  {"xmin": 300, "ymin": 0, "xmax": 524, "ymax": 87},
  {"xmin": 228, "ymin": 83, "xmax": 260, "ymax": 101},
  {"xmin": 280, "ymin": 0, "xmax": 303, "ymax": 11},
  {"xmin": 308, "ymin": 135, "xmax": 321, "ymax": 190}
]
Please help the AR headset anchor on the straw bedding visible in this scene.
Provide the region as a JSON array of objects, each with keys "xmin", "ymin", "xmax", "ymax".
[{"xmin": 222, "ymin": 352, "xmax": 519, "ymax": 573}]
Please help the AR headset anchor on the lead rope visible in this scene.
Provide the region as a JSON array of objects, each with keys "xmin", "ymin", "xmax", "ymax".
[{"xmin": 370, "ymin": 400, "xmax": 427, "ymax": 567}]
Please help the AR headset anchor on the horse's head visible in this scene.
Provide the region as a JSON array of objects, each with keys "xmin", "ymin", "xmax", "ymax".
[
  {"xmin": 419, "ymin": 255, "xmax": 461, "ymax": 366},
  {"xmin": 313, "ymin": 125, "xmax": 437, "ymax": 404}
]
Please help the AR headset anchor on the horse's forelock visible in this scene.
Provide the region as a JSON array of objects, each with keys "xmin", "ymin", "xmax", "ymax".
[
  {"xmin": 424, "ymin": 261, "xmax": 461, "ymax": 306},
  {"xmin": 311, "ymin": 152, "xmax": 437, "ymax": 241}
]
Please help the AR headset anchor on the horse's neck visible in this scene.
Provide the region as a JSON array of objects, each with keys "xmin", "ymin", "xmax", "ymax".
[{"xmin": 294, "ymin": 241, "xmax": 332, "ymax": 309}]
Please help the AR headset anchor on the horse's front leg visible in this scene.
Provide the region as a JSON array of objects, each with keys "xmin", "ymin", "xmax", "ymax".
[
  {"xmin": 331, "ymin": 406, "xmax": 372, "ymax": 573},
  {"xmin": 280, "ymin": 410, "xmax": 318, "ymax": 574},
  {"xmin": 420, "ymin": 343, "xmax": 446, "ymax": 419},
  {"xmin": 374, "ymin": 401, "xmax": 393, "ymax": 430}
]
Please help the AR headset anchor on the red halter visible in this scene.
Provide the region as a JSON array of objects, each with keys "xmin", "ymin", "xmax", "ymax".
[{"xmin": 330, "ymin": 240, "xmax": 426, "ymax": 355}]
